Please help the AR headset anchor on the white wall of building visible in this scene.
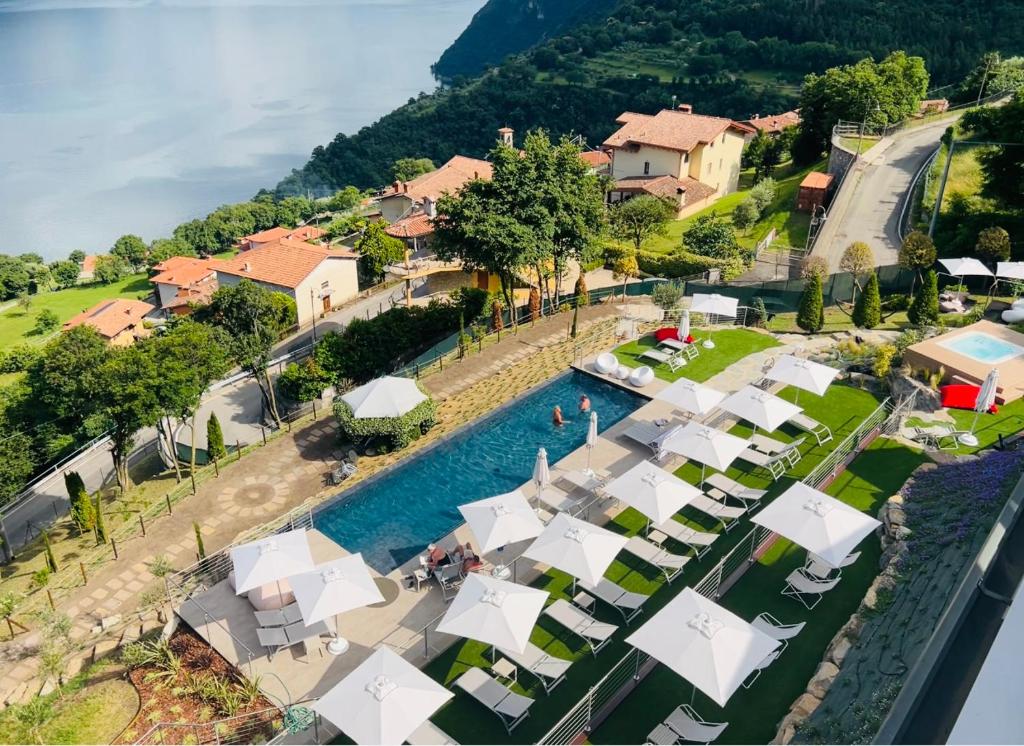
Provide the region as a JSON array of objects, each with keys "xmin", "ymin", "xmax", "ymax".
[{"xmin": 611, "ymin": 145, "xmax": 685, "ymax": 180}]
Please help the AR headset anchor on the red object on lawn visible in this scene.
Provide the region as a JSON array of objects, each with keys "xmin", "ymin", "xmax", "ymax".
[
  {"xmin": 940, "ymin": 384, "xmax": 980, "ymax": 411},
  {"xmin": 654, "ymin": 328, "xmax": 697, "ymax": 344}
]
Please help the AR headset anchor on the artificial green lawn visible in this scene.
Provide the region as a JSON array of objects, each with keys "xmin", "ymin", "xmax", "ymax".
[
  {"xmin": 0, "ymin": 274, "xmax": 151, "ymax": 348},
  {"xmin": 613, "ymin": 329, "xmax": 780, "ymax": 383},
  {"xmin": 424, "ymin": 383, "xmax": 925, "ymax": 744},
  {"xmin": 906, "ymin": 396, "xmax": 1024, "ymax": 454}
]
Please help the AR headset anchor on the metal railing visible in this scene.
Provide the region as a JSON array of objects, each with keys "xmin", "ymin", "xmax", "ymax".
[{"xmin": 134, "ymin": 706, "xmax": 284, "ymax": 745}]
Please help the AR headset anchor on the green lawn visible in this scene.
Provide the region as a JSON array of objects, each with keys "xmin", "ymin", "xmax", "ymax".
[
  {"xmin": 837, "ymin": 135, "xmax": 881, "ymax": 154},
  {"xmin": 0, "ymin": 274, "xmax": 152, "ymax": 349},
  {"xmin": 612, "ymin": 329, "xmax": 780, "ymax": 382},
  {"xmin": 906, "ymin": 395, "xmax": 1024, "ymax": 454},
  {"xmin": 424, "ymin": 382, "xmax": 924, "ymax": 745}
]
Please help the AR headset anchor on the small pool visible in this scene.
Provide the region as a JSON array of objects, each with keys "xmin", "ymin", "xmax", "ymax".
[
  {"xmin": 315, "ymin": 371, "xmax": 643, "ymax": 574},
  {"xmin": 938, "ymin": 332, "xmax": 1024, "ymax": 365}
]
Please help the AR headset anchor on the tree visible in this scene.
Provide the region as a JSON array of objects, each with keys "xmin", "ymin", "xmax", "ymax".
[
  {"xmin": 683, "ymin": 214, "xmax": 739, "ymax": 258},
  {"xmin": 92, "ymin": 255, "xmax": 128, "ymax": 284},
  {"xmin": 111, "ymin": 234, "xmax": 148, "ymax": 271},
  {"xmin": 206, "ymin": 412, "xmax": 226, "ymax": 461},
  {"xmin": 391, "ymin": 157, "xmax": 436, "ymax": 182},
  {"xmin": 651, "ymin": 282, "xmax": 683, "ymax": 310},
  {"xmin": 69, "ymin": 250, "xmax": 86, "ymax": 265},
  {"xmin": 0, "ymin": 592, "xmax": 20, "ymax": 639},
  {"xmin": 49, "ymin": 260, "xmax": 80, "ymax": 289},
  {"xmin": 840, "ymin": 241, "xmax": 876, "ymax": 305},
  {"xmin": 732, "ymin": 198, "xmax": 760, "ymax": 233},
  {"xmin": 355, "ymin": 221, "xmax": 406, "ymax": 282},
  {"xmin": 326, "ymin": 186, "xmax": 364, "ymax": 213},
  {"xmin": 976, "ymin": 226, "xmax": 1011, "ymax": 262},
  {"xmin": 278, "ymin": 358, "xmax": 331, "ymax": 402},
  {"xmin": 908, "ymin": 269, "xmax": 940, "ymax": 326},
  {"xmin": 0, "ymin": 255, "xmax": 31, "ymax": 300},
  {"xmin": 962, "ymin": 93, "xmax": 1024, "ymax": 209},
  {"xmin": 65, "ymin": 471, "xmax": 94, "ymax": 532},
  {"xmin": 612, "ymin": 251, "xmax": 639, "ymax": 299},
  {"xmin": 93, "ymin": 493, "xmax": 107, "ymax": 545},
  {"xmin": 574, "ymin": 274, "xmax": 589, "ymax": 307},
  {"xmin": 797, "ymin": 273, "xmax": 825, "ymax": 332},
  {"xmin": 147, "ymin": 238, "xmax": 197, "ymax": 271},
  {"xmin": 749, "ymin": 178, "xmax": 777, "ymax": 213},
  {"xmin": 174, "ymin": 219, "xmax": 219, "ymax": 257},
  {"xmin": 899, "ymin": 230, "xmax": 937, "ymax": 293},
  {"xmin": 608, "ymin": 196, "xmax": 673, "ymax": 254},
  {"xmin": 41, "ymin": 531, "xmax": 58, "ymax": 573},
  {"xmin": 853, "ymin": 271, "xmax": 882, "ymax": 328},
  {"xmin": 31, "ymin": 309, "xmax": 59, "ymax": 336}
]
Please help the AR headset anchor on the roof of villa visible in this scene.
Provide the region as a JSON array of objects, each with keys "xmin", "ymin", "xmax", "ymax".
[
  {"xmin": 239, "ymin": 225, "xmax": 326, "ymax": 244},
  {"xmin": 62, "ymin": 298, "xmax": 156, "ymax": 338},
  {"xmin": 603, "ymin": 109, "xmax": 754, "ymax": 153},
  {"xmin": 385, "ymin": 211, "xmax": 434, "ymax": 239},
  {"xmin": 380, "ymin": 155, "xmax": 493, "ymax": 204},
  {"xmin": 150, "ymin": 257, "xmax": 216, "ymax": 288},
  {"xmin": 742, "ymin": 110, "xmax": 801, "ymax": 134},
  {"xmin": 613, "ymin": 175, "xmax": 717, "ymax": 205},
  {"xmin": 213, "ymin": 239, "xmax": 356, "ymax": 289}
]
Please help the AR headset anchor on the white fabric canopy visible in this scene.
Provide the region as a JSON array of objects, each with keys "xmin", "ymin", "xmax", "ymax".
[
  {"xmin": 655, "ymin": 377, "xmax": 726, "ymax": 416},
  {"xmin": 289, "ymin": 553, "xmax": 384, "ymax": 625},
  {"xmin": 586, "ymin": 412, "xmax": 599, "ymax": 473},
  {"xmin": 230, "ymin": 529, "xmax": 315, "ymax": 594},
  {"xmin": 523, "ymin": 512, "xmax": 628, "ymax": 586},
  {"xmin": 940, "ymin": 257, "xmax": 994, "ymax": 278},
  {"xmin": 751, "ymin": 482, "xmax": 881, "ymax": 568},
  {"xmin": 603, "ymin": 461, "xmax": 701, "ymax": 526},
  {"xmin": 976, "ymin": 368, "xmax": 1000, "ymax": 415},
  {"xmin": 533, "ymin": 447, "xmax": 551, "ymax": 503},
  {"xmin": 766, "ymin": 355, "xmax": 839, "ymax": 397},
  {"xmin": 690, "ymin": 293, "xmax": 739, "ymax": 318},
  {"xmin": 626, "ymin": 588, "xmax": 780, "ymax": 707},
  {"xmin": 312, "ymin": 647, "xmax": 453, "ymax": 745},
  {"xmin": 997, "ymin": 261, "xmax": 1024, "ymax": 281},
  {"xmin": 720, "ymin": 385, "xmax": 803, "ymax": 432},
  {"xmin": 436, "ymin": 573, "xmax": 548, "ymax": 654},
  {"xmin": 459, "ymin": 490, "xmax": 544, "ymax": 554},
  {"xmin": 678, "ymin": 308, "xmax": 691, "ymax": 340},
  {"xmin": 341, "ymin": 376, "xmax": 427, "ymax": 419},
  {"xmin": 661, "ymin": 422, "xmax": 749, "ymax": 472}
]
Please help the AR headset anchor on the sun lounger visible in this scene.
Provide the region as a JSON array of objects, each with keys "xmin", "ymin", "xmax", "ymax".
[
  {"xmin": 622, "ymin": 421, "xmax": 683, "ymax": 461},
  {"xmin": 782, "ymin": 568, "xmax": 841, "ymax": 609},
  {"xmin": 640, "ymin": 348, "xmax": 673, "ymax": 364},
  {"xmin": 647, "ymin": 723, "xmax": 682, "ymax": 745},
  {"xmin": 789, "ymin": 413, "xmax": 833, "ymax": 445},
  {"xmin": 543, "ymin": 599, "xmax": 618, "ymax": 655},
  {"xmin": 702, "ymin": 473, "xmax": 767, "ymax": 512},
  {"xmin": 496, "ymin": 641, "xmax": 573, "ymax": 693},
  {"xmin": 406, "ymin": 720, "xmax": 459, "ymax": 745},
  {"xmin": 749, "ymin": 433, "xmax": 789, "ymax": 456},
  {"xmin": 256, "ymin": 618, "xmax": 330, "ymax": 660},
  {"xmin": 736, "ymin": 446, "xmax": 787, "ymax": 480},
  {"xmin": 453, "ymin": 667, "xmax": 534, "ymax": 734},
  {"xmin": 577, "ymin": 578, "xmax": 649, "ymax": 623},
  {"xmin": 663, "ymin": 704, "xmax": 728, "ymax": 744},
  {"xmin": 804, "ymin": 550, "xmax": 860, "ymax": 580},
  {"xmin": 742, "ymin": 648, "xmax": 782, "ymax": 689},
  {"xmin": 650, "ymin": 518, "xmax": 719, "ymax": 559},
  {"xmin": 751, "ymin": 612, "xmax": 805, "ymax": 653},
  {"xmin": 536, "ymin": 485, "xmax": 590, "ymax": 517},
  {"xmin": 686, "ymin": 493, "xmax": 744, "ymax": 532},
  {"xmin": 623, "ymin": 536, "xmax": 690, "ymax": 583}
]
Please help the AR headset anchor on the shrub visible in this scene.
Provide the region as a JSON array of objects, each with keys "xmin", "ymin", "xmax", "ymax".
[
  {"xmin": 93, "ymin": 493, "xmax": 108, "ymax": 545},
  {"xmin": 334, "ymin": 394, "xmax": 437, "ymax": 451},
  {"xmin": 573, "ymin": 275, "xmax": 589, "ymax": 307},
  {"xmin": 975, "ymin": 226, "xmax": 1011, "ymax": 261},
  {"xmin": 797, "ymin": 273, "xmax": 825, "ymax": 332},
  {"xmin": 873, "ymin": 344, "xmax": 897, "ymax": 377},
  {"xmin": 65, "ymin": 471, "xmax": 94, "ymax": 532},
  {"xmin": 650, "ymin": 282, "xmax": 684, "ymax": 310},
  {"xmin": 0, "ymin": 344, "xmax": 41, "ymax": 373},
  {"xmin": 881, "ymin": 293, "xmax": 910, "ymax": 313},
  {"xmin": 31, "ymin": 568, "xmax": 50, "ymax": 588},
  {"xmin": 278, "ymin": 358, "xmax": 331, "ymax": 403},
  {"xmin": 194, "ymin": 522, "xmax": 206, "ymax": 559},
  {"xmin": 683, "ymin": 214, "xmax": 738, "ymax": 258},
  {"xmin": 732, "ymin": 198, "xmax": 760, "ymax": 232},
  {"xmin": 636, "ymin": 249, "xmax": 727, "ymax": 278},
  {"xmin": 749, "ymin": 177, "xmax": 777, "ymax": 213},
  {"xmin": 206, "ymin": 412, "xmax": 226, "ymax": 461},
  {"xmin": 908, "ymin": 270, "xmax": 940, "ymax": 326},
  {"xmin": 31, "ymin": 309, "xmax": 59, "ymax": 336},
  {"xmin": 853, "ymin": 271, "xmax": 882, "ymax": 328},
  {"xmin": 148, "ymin": 555, "xmax": 173, "ymax": 578}
]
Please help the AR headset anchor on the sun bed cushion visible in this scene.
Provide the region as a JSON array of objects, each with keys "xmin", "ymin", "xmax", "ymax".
[
  {"xmin": 248, "ymin": 578, "xmax": 295, "ymax": 611},
  {"xmin": 940, "ymin": 384, "xmax": 980, "ymax": 411},
  {"xmin": 654, "ymin": 328, "xmax": 695, "ymax": 344}
]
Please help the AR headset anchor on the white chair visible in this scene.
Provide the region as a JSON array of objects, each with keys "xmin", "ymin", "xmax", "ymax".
[
  {"xmin": 543, "ymin": 599, "xmax": 618, "ymax": 655},
  {"xmin": 782, "ymin": 568, "xmax": 841, "ymax": 609},
  {"xmin": 454, "ymin": 667, "xmax": 533, "ymax": 734},
  {"xmin": 751, "ymin": 612, "xmax": 805, "ymax": 652},
  {"xmin": 496, "ymin": 641, "xmax": 572, "ymax": 693},
  {"xmin": 595, "ymin": 352, "xmax": 619, "ymax": 374},
  {"xmin": 630, "ymin": 365, "xmax": 656, "ymax": 387},
  {"xmin": 663, "ymin": 704, "xmax": 728, "ymax": 744},
  {"xmin": 623, "ymin": 536, "xmax": 690, "ymax": 583},
  {"xmin": 436, "ymin": 564, "xmax": 464, "ymax": 601},
  {"xmin": 742, "ymin": 648, "xmax": 781, "ymax": 689},
  {"xmin": 789, "ymin": 413, "xmax": 833, "ymax": 445},
  {"xmin": 804, "ymin": 551, "xmax": 860, "ymax": 580},
  {"xmin": 615, "ymin": 365, "xmax": 632, "ymax": 381}
]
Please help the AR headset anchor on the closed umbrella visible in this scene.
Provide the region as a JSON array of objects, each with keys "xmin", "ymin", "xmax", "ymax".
[
  {"xmin": 655, "ymin": 377, "xmax": 726, "ymax": 417},
  {"xmin": 603, "ymin": 461, "xmax": 701, "ymax": 528},
  {"xmin": 678, "ymin": 308, "xmax": 691, "ymax": 342},
  {"xmin": 341, "ymin": 376, "xmax": 427, "ymax": 418},
  {"xmin": 626, "ymin": 588, "xmax": 780, "ymax": 707},
  {"xmin": 523, "ymin": 512, "xmax": 628, "ymax": 587},
  {"xmin": 312, "ymin": 647, "xmax": 453, "ymax": 745},
  {"xmin": 436, "ymin": 573, "xmax": 548, "ymax": 654},
  {"xmin": 751, "ymin": 482, "xmax": 881, "ymax": 568},
  {"xmin": 960, "ymin": 368, "xmax": 999, "ymax": 447},
  {"xmin": 289, "ymin": 554, "xmax": 384, "ymax": 655},
  {"xmin": 230, "ymin": 528, "xmax": 315, "ymax": 595},
  {"xmin": 533, "ymin": 448, "xmax": 551, "ymax": 507},
  {"xmin": 458, "ymin": 490, "xmax": 544, "ymax": 554},
  {"xmin": 765, "ymin": 355, "xmax": 839, "ymax": 403},
  {"xmin": 661, "ymin": 422, "xmax": 749, "ymax": 481},
  {"xmin": 720, "ymin": 384, "xmax": 803, "ymax": 433},
  {"xmin": 585, "ymin": 412, "xmax": 599, "ymax": 475}
]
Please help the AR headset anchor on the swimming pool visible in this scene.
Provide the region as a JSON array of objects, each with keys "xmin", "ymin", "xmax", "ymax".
[
  {"xmin": 315, "ymin": 371, "xmax": 643, "ymax": 573},
  {"xmin": 938, "ymin": 332, "xmax": 1024, "ymax": 365}
]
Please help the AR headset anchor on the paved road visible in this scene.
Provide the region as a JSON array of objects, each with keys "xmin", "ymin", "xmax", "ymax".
[{"xmin": 813, "ymin": 118, "xmax": 956, "ymax": 269}]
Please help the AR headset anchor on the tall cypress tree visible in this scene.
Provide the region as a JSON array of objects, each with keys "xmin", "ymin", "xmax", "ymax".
[
  {"xmin": 853, "ymin": 271, "xmax": 882, "ymax": 329},
  {"xmin": 909, "ymin": 269, "xmax": 939, "ymax": 326},
  {"xmin": 93, "ymin": 494, "xmax": 108, "ymax": 545},
  {"xmin": 206, "ymin": 413, "xmax": 226, "ymax": 461},
  {"xmin": 797, "ymin": 274, "xmax": 825, "ymax": 333}
]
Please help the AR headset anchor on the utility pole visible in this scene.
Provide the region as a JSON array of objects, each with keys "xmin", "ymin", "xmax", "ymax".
[
  {"xmin": 929, "ymin": 138, "xmax": 955, "ymax": 237},
  {"xmin": 976, "ymin": 56, "xmax": 994, "ymax": 107},
  {"xmin": 310, "ymin": 287, "xmax": 318, "ymax": 343}
]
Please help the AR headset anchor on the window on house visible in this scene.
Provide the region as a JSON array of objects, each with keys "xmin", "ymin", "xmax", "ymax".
[
  {"xmin": 643, "ymin": 161, "xmax": 650, "ymax": 175},
  {"xmin": 683, "ymin": 153, "xmax": 689, "ymax": 163}
]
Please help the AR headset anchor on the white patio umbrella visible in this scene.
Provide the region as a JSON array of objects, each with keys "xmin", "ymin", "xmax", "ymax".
[
  {"xmin": 939, "ymin": 257, "xmax": 994, "ymax": 292},
  {"xmin": 661, "ymin": 421, "xmax": 750, "ymax": 480},
  {"xmin": 458, "ymin": 489, "xmax": 544, "ymax": 554},
  {"xmin": 436, "ymin": 573, "xmax": 548, "ymax": 654},
  {"xmin": 678, "ymin": 308, "xmax": 691, "ymax": 341},
  {"xmin": 720, "ymin": 384, "xmax": 803, "ymax": 433},
  {"xmin": 230, "ymin": 528, "xmax": 315, "ymax": 595},
  {"xmin": 312, "ymin": 646, "xmax": 453, "ymax": 745},
  {"xmin": 523, "ymin": 512, "xmax": 628, "ymax": 587},
  {"xmin": 690, "ymin": 293, "xmax": 739, "ymax": 318},
  {"xmin": 585, "ymin": 411, "xmax": 599, "ymax": 474},
  {"xmin": 289, "ymin": 553, "xmax": 384, "ymax": 655},
  {"xmin": 960, "ymin": 368, "xmax": 999, "ymax": 447},
  {"xmin": 655, "ymin": 377, "xmax": 726, "ymax": 417},
  {"xmin": 996, "ymin": 261, "xmax": 1024, "ymax": 281},
  {"xmin": 533, "ymin": 447, "xmax": 551, "ymax": 507},
  {"xmin": 765, "ymin": 355, "xmax": 839, "ymax": 402},
  {"xmin": 603, "ymin": 461, "xmax": 701, "ymax": 528},
  {"xmin": 341, "ymin": 376, "xmax": 427, "ymax": 418},
  {"xmin": 751, "ymin": 481, "xmax": 881, "ymax": 568},
  {"xmin": 626, "ymin": 588, "xmax": 780, "ymax": 707}
]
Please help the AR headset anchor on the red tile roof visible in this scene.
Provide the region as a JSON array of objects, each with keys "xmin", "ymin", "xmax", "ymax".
[
  {"xmin": 603, "ymin": 109, "xmax": 754, "ymax": 153},
  {"xmin": 613, "ymin": 175, "xmax": 717, "ymax": 206},
  {"xmin": 165, "ymin": 275, "xmax": 218, "ymax": 311},
  {"xmin": 742, "ymin": 110, "xmax": 801, "ymax": 134},
  {"xmin": 800, "ymin": 172, "xmax": 833, "ymax": 190},
  {"xmin": 385, "ymin": 211, "xmax": 434, "ymax": 239},
  {"xmin": 80, "ymin": 255, "xmax": 98, "ymax": 275},
  {"xmin": 213, "ymin": 239, "xmax": 356, "ymax": 289},
  {"xmin": 150, "ymin": 257, "xmax": 216, "ymax": 288},
  {"xmin": 63, "ymin": 299, "xmax": 155, "ymax": 338},
  {"xmin": 579, "ymin": 150, "xmax": 611, "ymax": 168},
  {"xmin": 239, "ymin": 225, "xmax": 326, "ymax": 245},
  {"xmin": 380, "ymin": 155, "xmax": 493, "ymax": 204}
]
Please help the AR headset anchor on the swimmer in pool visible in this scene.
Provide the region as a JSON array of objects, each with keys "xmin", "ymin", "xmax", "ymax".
[
  {"xmin": 553, "ymin": 405, "xmax": 564, "ymax": 426},
  {"xmin": 579, "ymin": 394, "xmax": 591, "ymax": 413}
]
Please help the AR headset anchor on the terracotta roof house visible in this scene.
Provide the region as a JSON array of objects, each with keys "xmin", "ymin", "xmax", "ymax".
[
  {"xmin": 795, "ymin": 171, "xmax": 834, "ymax": 212},
  {"xmin": 237, "ymin": 225, "xmax": 326, "ymax": 251},
  {"xmin": 150, "ymin": 256, "xmax": 218, "ymax": 315},
  {"xmin": 63, "ymin": 298, "xmax": 156, "ymax": 346},
  {"xmin": 741, "ymin": 110, "xmax": 801, "ymax": 139},
  {"xmin": 78, "ymin": 255, "xmax": 98, "ymax": 281},
  {"xmin": 212, "ymin": 239, "xmax": 359, "ymax": 327},
  {"xmin": 919, "ymin": 98, "xmax": 950, "ymax": 115},
  {"xmin": 579, "ymin": 150, "xmax": 612, "ymax": 174},
  {"xmin": 378, "ymin": 154, "xmax": 493, "ymax": 225},
  {"xmin": 603, "ymin": 104, "xmax": 754, "ymax": 218}
]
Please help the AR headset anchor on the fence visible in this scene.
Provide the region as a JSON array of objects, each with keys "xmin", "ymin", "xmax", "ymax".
[{"xmin": 134, "ymin": 706, "xmax": 284, "ymax": 745}]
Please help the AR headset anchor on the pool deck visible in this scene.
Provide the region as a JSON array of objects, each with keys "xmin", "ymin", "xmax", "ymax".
[{"xmin": 904, "ymin": 320, "xmax": 1024, "ymax": 403}]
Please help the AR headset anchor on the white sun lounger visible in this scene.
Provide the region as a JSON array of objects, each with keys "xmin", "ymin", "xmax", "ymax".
[
  {"xmin": 454, "ymin": 667, "xmax": 533, "ymax": 733},
  {"xmin": 577, "ymin": 578, "xmax": 649, "ymax": 623},
  {"xmin": 702, "ymin": 473, "xmax": 767, "ymax": 512},
  {"xmin": 623, "ymin": 536, "xmax": 690, "ymax": 583},
  {"xmin": 640, "ymin": 348, "xmax": 673, "ymax": 364},
  {"xmin": 663, "ymin": 704, "xmax": 728, "ymax": 744},
  {"xmin": 686, "ymin": 493, "xmax": 744, "ymax": 532},
  {"xmin": 749, "ymin": 433, "xmax": 789, "ymax": 456},
  {"xmin": 736, "ymin": 446, "xmax": 787, "ymax": 480},
  {"xmin": 622, "ymin": 422, "xmax": 683, "ymax": 461},
  {"xmin": 543, "ymin": 599, "xmax": 618, "ymax": 655},
  {"xmin": 496, "ymin": 642, "xmax": 573, "ymax": 693},
  {"xmin": 536, "ymin": 485, "xmax": 590, "ymax": 517},
  {"xmin": 658, "ymin": 339, "xmax": 700, "ymax": 360},
  {"xmin": 751, "ymin": 612, "xmax": 805, "ymax": 653},
  {"xmin": 789, "ymin": 413, "xmax": 833, "ymax": 445},
  {"xmin": 742, "ymin": 648, "xmax": 782, "ymax": 689},
  {"xmin": 804, "ymin": 550, "xmax": 861, "ymax": 580},
  {"xmin": 650, "ymin": 518, "xmax": 719, "ymax": 559},
  {"xmin": 782, "ymin": 568, "xmax": 841, "ymax": 609},
  {"xmin": 406, "ymin": 720, "xmax": 459, "ymax": 745}
]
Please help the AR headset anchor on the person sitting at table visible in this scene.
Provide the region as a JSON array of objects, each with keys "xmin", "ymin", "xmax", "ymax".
[
  {"xmin": 425, "ymin": 543, "xmax": 451, "ymax": 571},
  {"xmin": 460, "ymin": 542, "xmax": 484, "ymax": 574}
]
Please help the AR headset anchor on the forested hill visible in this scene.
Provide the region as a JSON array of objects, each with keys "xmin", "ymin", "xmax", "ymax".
[
  {"xmin": 432, "ymin": 0, "xmax": 617, "ymax": 80},
  {"xmin": 273, "ymin": 0, "xmax": 1024, "ymax": 197}
]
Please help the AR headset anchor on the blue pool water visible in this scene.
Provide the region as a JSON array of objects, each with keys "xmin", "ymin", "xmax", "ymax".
[
  {"xmin": 315, "ymin": 372, "xmax": 643, "ymax": 573},
  {"xmin": 939, "ymin": 332, "xmax": 1024, "ymax": 364}
]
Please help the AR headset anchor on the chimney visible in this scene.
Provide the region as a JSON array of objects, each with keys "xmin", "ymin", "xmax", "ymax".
[
  {"xmin": 498, "ymin": 126, "xmax": 514, "ymax": 147},
  {"xmin": 677, "ymin": 103, "xmax": 693, "ymax": 114},
  {"xmin": 392, "ymin": 180, "xmax": 401, "ymax": 192},
  {"xmin": 403, "ymin": 182, "xmax": 409, "ymax": 193},
  {"xmin": 242, "ymin": 262, "xmax": 251, "ymax": 272},
  {"xmin": 752, "ymin": 113, "xmax": 760, "ymax": 120},
  {"xmin": 423, "ymin": 197, "xmax": 436, "ymax": 218}
]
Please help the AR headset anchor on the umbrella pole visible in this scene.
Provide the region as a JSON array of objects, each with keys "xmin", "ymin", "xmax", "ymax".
[{"xmin": 327, "ymin": 613, "xmax": 349, "ymax": 655}]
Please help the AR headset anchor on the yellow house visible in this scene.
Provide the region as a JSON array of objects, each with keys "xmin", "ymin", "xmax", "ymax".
[{"xmin": 603, "ymin": 104, "xmax": 754, "ymax": 218}]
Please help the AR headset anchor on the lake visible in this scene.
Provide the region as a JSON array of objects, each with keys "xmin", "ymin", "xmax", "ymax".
[{"xmin": 0, "ymin": 0, "xmax": 482, "ymax": 259}]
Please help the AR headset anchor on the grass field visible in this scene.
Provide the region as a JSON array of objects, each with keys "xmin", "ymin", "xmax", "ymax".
[
  {"xmin": 0, "ymin": 274, "xmax": 151, "ymax": 349},
  {"xmin": 613, "ymin": 328, "xmax": 780, "ymax": 382},
  {"xmin": 921, "ymin": 141, "xmax": 987, "ymax": 217}
]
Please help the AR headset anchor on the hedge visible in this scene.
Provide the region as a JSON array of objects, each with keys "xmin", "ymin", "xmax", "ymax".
[{"xmin": 333, "ymin": 395, "xmax": 437, "ymax": 451}]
